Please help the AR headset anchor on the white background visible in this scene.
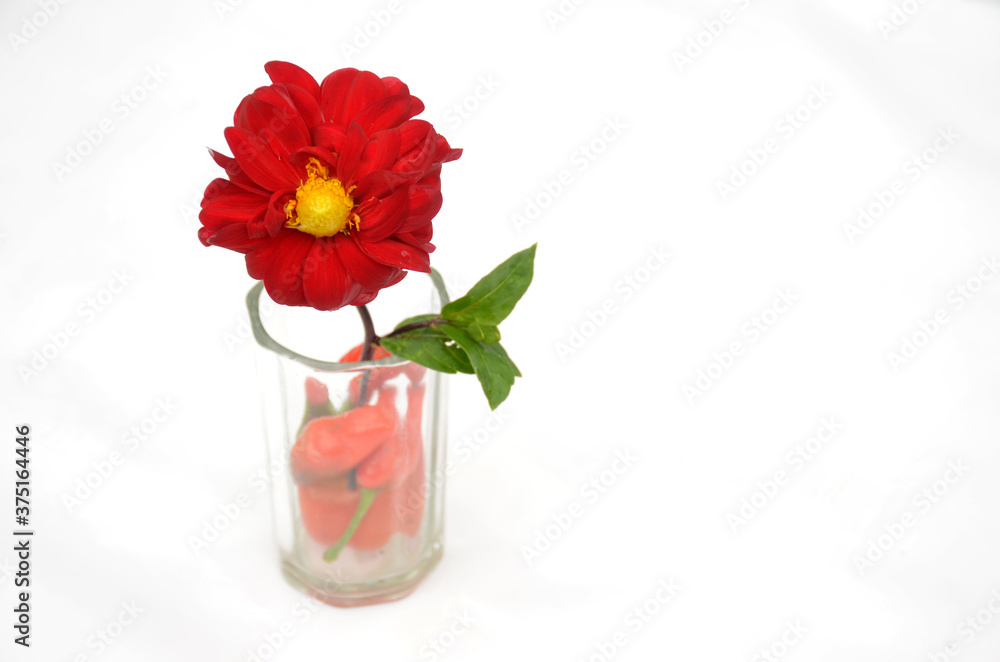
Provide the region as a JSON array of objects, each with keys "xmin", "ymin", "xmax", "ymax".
[{"xmin": 2, "ymin": 0, "xmax": 1000, "ymax": 660}]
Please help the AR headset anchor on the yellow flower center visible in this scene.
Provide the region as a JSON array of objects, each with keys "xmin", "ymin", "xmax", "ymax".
[{"xmin": 285, "ymin": 158, "xmax": 358, "ymax": 237}]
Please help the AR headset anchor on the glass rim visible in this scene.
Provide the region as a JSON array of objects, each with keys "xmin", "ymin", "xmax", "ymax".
[{"xmin": 246, "ymin": 268, "xmax": 451, "ymax": 373}]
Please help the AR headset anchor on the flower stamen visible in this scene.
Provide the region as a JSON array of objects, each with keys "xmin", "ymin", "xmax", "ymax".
[{"xmin": 285, "ymin": 158, "xmax": 355, "ymax": 237}]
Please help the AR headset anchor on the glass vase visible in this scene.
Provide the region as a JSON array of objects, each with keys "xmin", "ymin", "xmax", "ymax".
[{"xmin": 246, "ymin": 272, "xmax": 449, "ymax": 607}]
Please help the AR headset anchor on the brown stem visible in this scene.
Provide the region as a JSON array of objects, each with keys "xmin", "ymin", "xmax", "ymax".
[
  {"xmin": 348, "ymin": 305, "xmax": 379, "ymax": 493},
  {"xmin": 379, "ymin": 318, "xmax": 446, "ymax": 342},
  {"xmin": 356, "ymin": 305, "xmax": 376, "ymax": 404}
]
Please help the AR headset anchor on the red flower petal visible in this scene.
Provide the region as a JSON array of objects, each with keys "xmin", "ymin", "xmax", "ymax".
[
  {"xmin": 353, "ymin": 170, "xmax": 413, "ymax": 201},
  {"xmin": 353, "ymin": 95, "xmax": 423, "ymax": 134},
  {"xmin": 235, "ymin": 94, "xmax": 310, "ymax": 159},
  {"xmin": 356, "ymin": 236, "xmax": 430, "ymax": 273},
  {"xmin": 336, "ymin": 234, "xmax": 402, "ymax": 291},
  {"xmin": 402, "ymin": 218, "xmax": 433, "ymax": 241},
  {"xmin": 413, "ymin": 164, "xmax": 442, "ymax": 191},
  {"xmin": 334, "ymin": 71, "xmax": 386, "ymax": 127},
  {"xmin": 301, "ymin": 238, "xmax": 362, "ymax": 311},
  {"xmin": 309, "ymin": 122, "xmax": 347, "ymax": 153},
  {"xmin": 430, "ymin": 131, "xmax": 463, "ymax": 164},
  {"xmin": 199, "ymin": 223, "xmax": 260, "ymax": 253},
  {"xmin": 397, "ymin": 186, "xmax": 442, "ymax": 234},
  {"xmin": 246, "ymin": 207, "xmax": 268, "ymax": 238},
  {"xmin": 392, "ymin": 130, "xmax": 440, "ymax": 177},
  {"xmin": 336, "ymin": 122, "xmax": 367, "ymax": 184},
  {"xmin": 397, "ymin": 120, "xmax": 433, "ymax": 156},
  {"xmin": 246, "ymin": 85, "xmax": 303, "ymax": 128},
  {"xmin": 352, "ymin": 290, "xmax": 379, "ymax": 306},
  {"xmin": 224, "ymin": 126, "xmax": 299, "ymax": 191},
  {"xmin": 356, "ymin": 129, "xmax": 401, "ymax": 181},
  {"xmin": 357, "ymin": 186, "xmax": 409, "ymax": 242},
  {"xmin": 246, "ymin": 230, "xmax": 314, "ymax": 307},
  {"xmin": 319, "ymin": 68, "xmax": 361, "ymax": 125},
  {"xmin": 281, "ymin": 83, "xmax": 324, "ymax": 129},
  {"xmin": 290, "ymin": 146, "xmax": 338, "ymax": 176},
  {"xmin": 199, "ymin": 178, "xmax": 268, "ymax": 230},
  {"xmin": 395, "ymin": 229, "xmax": 435, "ymax": 254},
  {"xmin": 264, "ymin": 189, "xmax": 295, "ymax": 237},
  {"xmin": 264, "ymin": 61, "xmax": 320, "ymax": 99},
  {"xmin": 394, "ymin": 212, "xmax": 435, "ymax": 250},
  {"xmin": 380, "ymin": 76, "xmax": 409, "ymax": 97},
  {"xmin": 384, "ymin": 270, "xmax": 407, "ymax": 289},
  {"xmin": 209, "ymin": 149, "xmax": 267, "ymax": 195}
]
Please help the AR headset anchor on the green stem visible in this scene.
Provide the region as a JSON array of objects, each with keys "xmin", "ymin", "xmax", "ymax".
[{"xmin": 323, "ymin": 488, "xmax": 377, "ymax": 563}]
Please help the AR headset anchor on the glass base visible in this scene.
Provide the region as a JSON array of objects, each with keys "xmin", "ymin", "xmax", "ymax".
[{"xmin": 280, "ymin": 542, "xmax": 444, "ymax": 608}]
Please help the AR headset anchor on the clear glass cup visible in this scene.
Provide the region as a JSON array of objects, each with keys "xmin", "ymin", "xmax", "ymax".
[{"xmin": 246, "ymin": 272, "xmax": 449, "ymax": 607}]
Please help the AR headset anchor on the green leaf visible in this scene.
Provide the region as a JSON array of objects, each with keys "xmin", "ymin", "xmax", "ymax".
[
  {"xmin": 442, "ymin": 244, "xmax": 536, "ymax": 327},
  {"xmin": 440, "ymin": 324, "xmax": 521, "ymax": 410},
  {"xmin": 465, "ymin": 320, "xmax": 501, "ymax": 345},
  {"xmin": 382, "ymin": 328, "xmax": 474, "ymax": 375}
]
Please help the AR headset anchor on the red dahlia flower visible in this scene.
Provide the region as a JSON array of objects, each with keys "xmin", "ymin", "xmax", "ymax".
[{"xmin": 198, "ymin": 61, "xmax": 462, "ymax": 310}]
